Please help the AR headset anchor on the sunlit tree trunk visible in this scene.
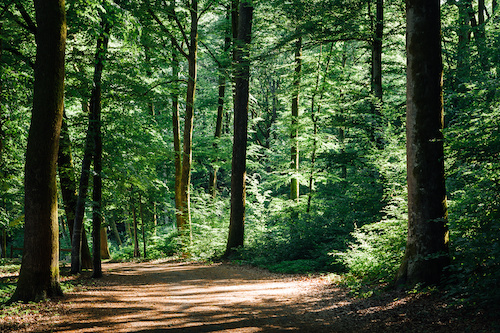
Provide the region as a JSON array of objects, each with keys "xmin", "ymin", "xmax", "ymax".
[
  {"xmin": 225, "ymin": 0, "xmax": 253, "ymax": 257},
  {"xmin": 109, "ymin": 217, "xmax": 122, "ymax": 247},
  {"xmin": 290, "ymin": 36, "xmax": 301, "ymax": 202},
  {"xmin": 396, "ymin": 0, "xmax": 449, "ymax": 287},
  {"xmin": 10, "ymin": 0, "xmax": 66, "ymax": 302}
]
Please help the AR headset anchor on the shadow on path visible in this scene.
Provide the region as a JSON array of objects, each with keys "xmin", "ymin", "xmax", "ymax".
[{"xmin": 44, "ymin": 261, "xmax": 492, "ymax": 333}]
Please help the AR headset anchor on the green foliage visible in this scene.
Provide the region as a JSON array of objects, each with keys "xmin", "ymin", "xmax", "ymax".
[{"xmin": 338, "ymin": 197, "xmax": 407, "ymax": 282}]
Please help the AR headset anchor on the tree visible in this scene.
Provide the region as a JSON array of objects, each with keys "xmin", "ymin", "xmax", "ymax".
[
  {"xmin": 91, "ymin": 20, "xmax": 110, "ymax": 279},
  {"xmin": 208, "ymin": 7, "xmax": 232, "ymax": 199},
  {"xmin": 225, "ymin": 0, "xmax": 253, "ymax": 257},
  {"xmin": 71, "ymin": 17, "xmax": 110, "ymax": 274},
  {"xmin": 396, "ymin": 0, "xmax": 449, "ymax": 286},
  {"xmin": 10, "ymin": 0, "xmax": 66, "ymax": 302},
  {"xmin": 290, "ymin": 36, "xmax": 301, "ymax": 202},
  {"xmin": 148, "ymin": 0, "xmax": 205, "ymax": 240},
  {"xmin": 58, "ymin": 112, "xmax": 92, "ymax": 269},
  {"xmin": 370, "ymin": 0, "xmax": 384, "ymax": 148}
]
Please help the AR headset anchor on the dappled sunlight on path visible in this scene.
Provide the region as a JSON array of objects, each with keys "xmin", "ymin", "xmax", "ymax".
[
  {"xmin": 51, "ymin": 261, "xmax": 334, "ymax": 332},
  {"xmin": 20, "ymin": 260, "xmax": 490, "ymax": 333}
]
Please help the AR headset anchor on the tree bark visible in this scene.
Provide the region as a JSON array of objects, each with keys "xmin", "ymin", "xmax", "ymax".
[
  {"xmin": 455, "ymin": 0, "xmax": 471, "ymax": 86},
  {"xmin": 396, "ymin": 0, "xmax": 449, "ymax": 287},
  {"xmin": 139, "ymin": 193, "xmax": 147, "ymax": 258},
  {"xmin": 10, "ymin": 0, "xmax": 66, "ymax": 302},
  {"xmin": 171, "ymin": 39, "xmax": 183, "ymax": 231},
  {"xmin": 131, "ymin": 195, "xmax": 140, "ymax": 258},
  {"xmin": 58, "ymin": 112, "xmax": 92, "ymax": 269},
  {"xmin": 100, "ymin": 226, "xmax": 110, "ymax": 259},
  {"xmin": 209, "ymin": 12, "xmax": 231, "ymax": 198},
  {"xmin": 371, "ymin": 0, "xmax": 384, "ymax": 148},
  {"xmin": 178, "ymin": 0, "xmax": 198, "ymax": 243},
  {"xmin": 225, "ymin": 0, "xmax": 253, "ymax": 257},
  {"xmin": 0, "ymin": 23, "xmax": 3, "ymax": 161},
  {"xmin": 71, "ymin": 19, "xmax": 109, "ymax": 274},
  {"xmin": 91, "ymin": 25, "xmax": 108, "ymax": 279},
  {"xmin": 109, "ymin": 217, "xmax": 122, "ymax": 247},
  {"xmin": 290, "ymin": 36, "xmax": 301, "ymax": 202}
]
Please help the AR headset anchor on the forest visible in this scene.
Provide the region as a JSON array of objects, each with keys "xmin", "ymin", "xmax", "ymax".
[{"xmin": 0, "ymin": 0, "xmax": 499, "ymax": 322}]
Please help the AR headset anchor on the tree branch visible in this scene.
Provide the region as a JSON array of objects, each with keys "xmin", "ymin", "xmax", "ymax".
[
  {"xmin": 14, "ymin": 0, "xmax": 36, "ymax": 35},
  {"xmin": 4, "ymin": 46, "xmax": 34, "ymax": 68},
  {"xmin": 199, "ymin": 39, "xmax": 221, "ymax": 67},
  {"xmin": 147, "ymin": 7, "xmax": 189, "ymax": 59}
]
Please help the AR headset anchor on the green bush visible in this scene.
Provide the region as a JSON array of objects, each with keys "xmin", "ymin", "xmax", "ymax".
[{"xmin": 337, "ymin": 197, "xmax": 407, "ymax": 283}]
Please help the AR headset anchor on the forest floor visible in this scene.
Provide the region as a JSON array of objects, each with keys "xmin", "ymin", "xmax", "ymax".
[{"xmin": 1, "ymin": 259, "xmax": 498, "ymax": 333}]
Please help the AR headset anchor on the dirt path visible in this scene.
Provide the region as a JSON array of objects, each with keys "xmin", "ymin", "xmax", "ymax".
[{"xmin": 2, "ymin": 260, "xmax": 495, "ymax": 332}]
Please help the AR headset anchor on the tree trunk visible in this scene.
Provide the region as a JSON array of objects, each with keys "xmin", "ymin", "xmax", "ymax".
[
  {"xmin": 153, "ymin": 202, "xmax": 158, "ymax": 236},
  {"xmin": 71, "ymin": 19, "xmax": 109, "ymax": 274},
  {"xmin": 396, "ymin": 0, "xmax": 449, "ymax": 287},
  {"xmin": 476, "ymin": 0, "xmax": 488, "ymax": 70},
  {"xmin": 456, "ymin": 0, "xmax": 471, "ymax": 86},
  {"xmin": 139, "ymin": 193, "xmax": 147, "ymax": 258},
  {"xmin": 178, "ymin": 0, "xmax": 198, "ymax": 243},
  {"xmin": 307, "ymin": 43, "xmax": 333, "ymax": 213},
  {"xmin": 109, "ymin": 217, "xmax": 122, "ymax": 247},
  {"xmin": 290, "ymin": 36, "xmax": 301, "ymax": 202},
  {"xmin": 209, "ymin": 20, "xmax": 231, "ymax": 198},
  {"xmin": 0, "ymin": 23, "xmax": 3, "ymax": 161},
  {"xmin": 58, "ymin": 112, "xmax": 92, "ymax": 269},
  {"xmin": 1, "ymin": 229, "xmax": 6, "ymax": 259},
  {"xmin": 91, "ymin": 21, "xmax": 109, "ymax": 279},
  {"xmin": 100, "ymin": 226, "xmax": 110, "ymax": 259},
  {"xmin": 171, "ymin": 39, "xmax": 183, "ymax": 231},
  {"xmin": 131, "ymin": 197, "xmax": 140, "ymax": 258},
  {"xmin": 370, "ymin": 0, "xmax": 384, "ymax": 148},
  {"xmin": 10, "ymin": 0, "xmax": 66, "ymax": 302},
  {"xmin": 225, "ymin": 0, "xmax": 253, "ymax": 257}
]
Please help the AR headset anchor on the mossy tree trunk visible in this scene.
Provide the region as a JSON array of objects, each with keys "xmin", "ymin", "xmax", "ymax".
[
  {"xmin": 396, "ymin": 0, "xmax": 449, "ymax": 287},
  {"xmin": 10, "ymin": 0, "xmax": 66, "ymax": 302}
]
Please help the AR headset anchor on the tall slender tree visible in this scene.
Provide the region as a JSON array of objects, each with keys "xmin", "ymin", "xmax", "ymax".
[
  {"xmin": 209, "ymin": 8, "xmax": 232, "ymax": 198},
  {"xmin": 58, "ymin": 112, "xmax": 92, "ymax": 269},
  {"xmin": 171, "ymin": 38, "xmax": 183, "ymax": 230},
  {"xmin": 71, "ymin": 18, "xmax": 110, "ymax": 274},
  {"xmin": 290, "ymin": 36, "xmax": 301, "ymax": 202},
  {"xmin": 148, "ymin": 0, "xmax": 206, "ymax": 241},
  {"xmin": 225, "ymin": 0, "xmax": 253, "ymax": 256},
  {"xmin": 91, "ymin": 20, "xmax": 110, "ymax": 279},
  {"xmin": 10, "ymin": 0, "xmax": 66, "ymax": 302},
  {"xmin": 396, "ymin": 0, "xmax": 449, "ymax": 286}
]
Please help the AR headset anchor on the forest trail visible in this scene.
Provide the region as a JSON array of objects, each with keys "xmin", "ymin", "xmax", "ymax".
[{"xmin": 3, "ymin": 260, "xmax": 491, "ymax": 332}]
